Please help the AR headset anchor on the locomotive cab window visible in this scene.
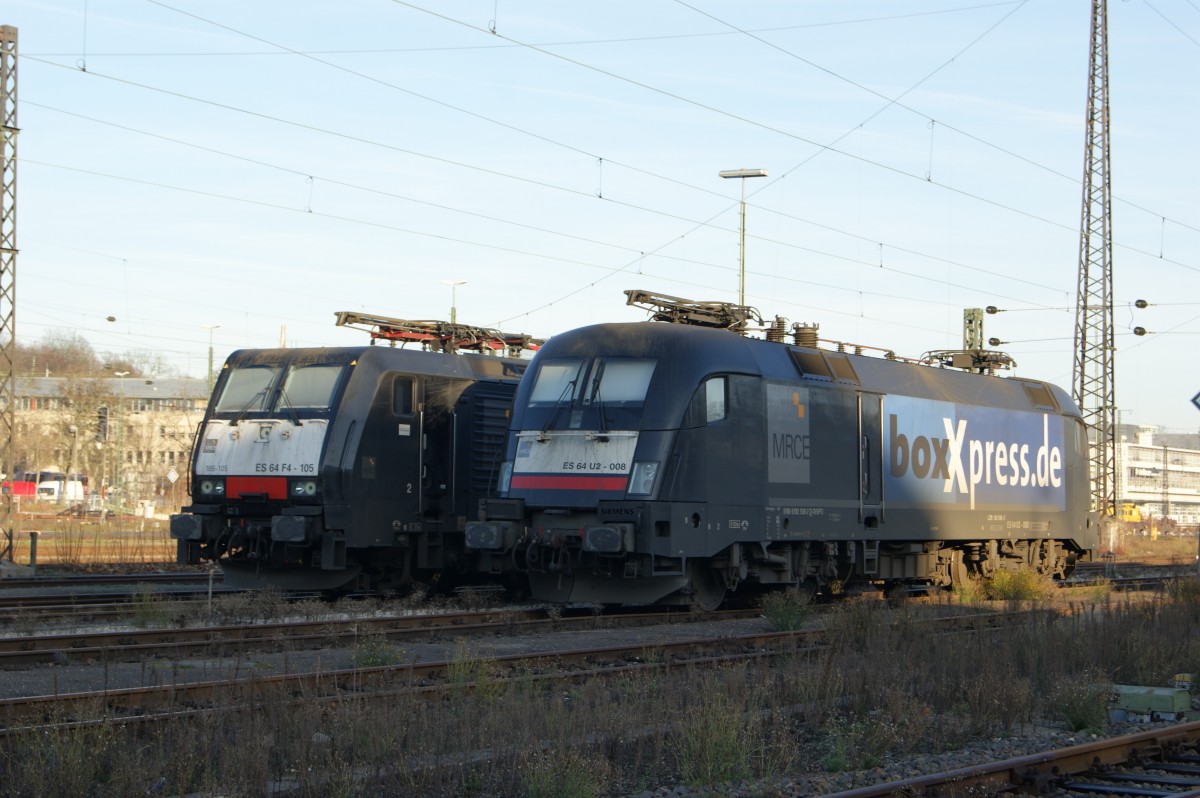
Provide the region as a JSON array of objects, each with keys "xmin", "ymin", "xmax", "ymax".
[
  {"xmin": 705, "ymin": 376, "xmax": 726, "ymax": 423},
  {"xmin": 528, "ymin": 359, "xmax": 585, "ymax": 406},
  {"xmin": 683, "ymin": 376, "xmax": 727, "ymax": 427},
  {"xmin": 585, "ymin": 359, "xmax": 655, "ymax": 405},
  {"xmin": 280, "ymin": 364, "xmax": 344, "ymax": 410},
  {"xmin": 525, "ymin": 357, "xmax": 656, "ymax": 431},
  {"xmin": 212, "ymin": 366, "xmax": 280, "ymax": 414},
  {"xmin": 393, "ymin": 376, "xmax": 415, "ymax": 416}
]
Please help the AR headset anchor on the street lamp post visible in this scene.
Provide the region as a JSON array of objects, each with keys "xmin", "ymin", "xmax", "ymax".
[
  {"xmin": 204, "ymin": 324, "xmax": 221, "ymax": 394},
  {"xmin": 719, "ymin": 168, "xmax": 768, "ymax": 306},
  {"xmin": 443, "ymin": 279, "xmax": 467, "ymax": 325},
  {"xmin": 113, "ymin": 371, "xmax": 129, "ymax": 509}
]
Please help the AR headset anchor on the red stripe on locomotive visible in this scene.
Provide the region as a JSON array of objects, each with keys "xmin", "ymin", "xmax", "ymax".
[
  {"xmin": 510, "ymin": 474, "xmax": 628, "ymax": 491},
  {"xmin": 227, "ymin": 476, "xmax": 289, "ymax": 500}
]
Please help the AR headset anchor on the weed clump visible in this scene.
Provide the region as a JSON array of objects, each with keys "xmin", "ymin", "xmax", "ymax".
[
  {"xmin": 985, "ymin": 569, "xmax": 1055, "ymax": 601},
  {"xmin": 351, "ymin": 632, "xmax": 403, "ymax": 667},
  {"xmin": 759, "ymin": 588, "xmax": 812, "ymax": 631},
  {"xmin": 519, "ymin": 748, "xmax": 611, "ymax": 798},
  {"xmin": 820, "ymin": 712, "xmax": 902, "ymax": 772},
  {"xmin": 954, "ymin": 570, "xmax": 1055, "ymax": 604},
  {"xmin": 447, "ymin": 638, "xmax": 506, "ymax": 703},
  {"xmin": 1166, "ymin": 577, "xmax": 1200, "ymax": 605},
  {"xmin": 669, "ymin": 675, "xmax": 795, "ymax": 789},
  {"xmin": 1054, "ymin": 679, "xmax": 1112, "ymax": 733},
  {"xmin": 127, "ymin": 585, "xmax": 173, "ymax": 628}
]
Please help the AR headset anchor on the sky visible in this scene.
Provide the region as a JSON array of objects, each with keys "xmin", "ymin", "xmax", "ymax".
[{"xmin": 4, "ymin": 0, "xmax": 1199, "ymax": 429}]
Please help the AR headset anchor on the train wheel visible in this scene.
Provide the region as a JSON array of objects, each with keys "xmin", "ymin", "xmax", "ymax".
[
  {"xmin": 687, "ymin": 563, "xmax": 726, "ymax": 611},
  {"xmin": 949, "ymin": 549, "xmax": 970, "ymax": 588}
]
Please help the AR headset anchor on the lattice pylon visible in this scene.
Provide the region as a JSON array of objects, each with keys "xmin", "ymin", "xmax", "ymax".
[
  {"xmin": 1071, "ymin": 0, "xmax": 1116, "ymax": 517},
  {"xmin": 1, "ymin": 26, "xmax": 17, "ymax": 561}
]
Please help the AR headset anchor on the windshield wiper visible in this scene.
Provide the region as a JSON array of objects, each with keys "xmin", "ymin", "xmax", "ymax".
[
  {"xmin": 539, "ymin": 376, "xmax": 580, "ymax": 437},
  {"xmin": 275, "ymin": 384, "xmax": 303, "ymax": 426},
  {"xmin": 586, "ymin": 361, "xmax": 605, "ymax": 404},
  {"xmin": 228, "ymin": 388, "xmax": 270, "ymax": 427},
  {"xmin": 585, "ymin": 362, "xmax": 611, "ymax": 437},
  {"xmin": 592, "ymin": 378, "xmax": 610, "ymax": 436}
]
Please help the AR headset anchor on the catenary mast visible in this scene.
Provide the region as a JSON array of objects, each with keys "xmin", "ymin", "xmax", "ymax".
[
  {"xmin": 0, "ymin": 26, "xmax": 16, "ymax": 561},
  {"xmin": 1072, "ymin": 0, "xmax": 1116, "ymax": 518}
]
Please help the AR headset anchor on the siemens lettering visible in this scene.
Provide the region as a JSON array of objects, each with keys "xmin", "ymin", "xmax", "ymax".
[{"xmin": 885, "ymin": 397, "xmax": 1065, "ymax": 511}]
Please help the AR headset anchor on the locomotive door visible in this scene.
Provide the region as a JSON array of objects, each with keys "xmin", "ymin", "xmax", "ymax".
[
  {"xmin": 357, "ymin": 373, "xmax": 423, "ymax": 542},
  {"xmin": 420, "ymin": 377, "xmax": 473, "ymax": 522},
  {"xmin": 858, "ymin": 392, "xmax": 883, "ymax": 522}
]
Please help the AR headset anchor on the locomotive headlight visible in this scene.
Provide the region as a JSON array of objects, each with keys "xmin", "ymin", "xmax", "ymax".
[
  {"xmin": 626, "ymin": 461, "xmax": 660, "ymax": 497},
  {"xmin": 198, "ymin": 478, "xmax": 225, "ymax": 497},
  {"xmin": 290, "ymin": 479, "xmax": 319, "ymax": 497}
]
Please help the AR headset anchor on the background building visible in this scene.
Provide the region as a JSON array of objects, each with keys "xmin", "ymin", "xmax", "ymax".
[
  {"xmin": 4, "ymin": 375, "xmax": 207, "ymax": 515},
  {"xmin": 1117, "ymin": 425, "xmax": 1200, "ymax": 533}
]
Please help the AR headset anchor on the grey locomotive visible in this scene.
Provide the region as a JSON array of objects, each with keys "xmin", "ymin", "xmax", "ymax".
[{"xmin": 467, "ymin": 292, "xmax": 1098, "ymax": 608}]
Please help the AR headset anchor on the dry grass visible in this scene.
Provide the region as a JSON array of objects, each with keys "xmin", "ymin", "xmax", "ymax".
[
  {"xmin": 1109, "ymin": 530, "xmax": 1199, "ymax": 563},
  {"xmin": 7, "ymin": 517, "xmax": 174, "ymax": 565},
  {"xmin": 3, "ymin": 537, "xmax": 1199, "ymax": 795},
  {"xmin": 5, "ymin": 582, "xmax": 1199, "ymax": 797}
]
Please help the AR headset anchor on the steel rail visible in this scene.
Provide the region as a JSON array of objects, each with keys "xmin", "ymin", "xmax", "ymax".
[
  {"xmin": 0, "ymin": 606, "xmax": 735, "ymax": 665},
  {"xmin": 0, "ymin": 609, "xmax": 1022, "ymax": 727},
  {"xmin": 0, "ymin": 570, "xmax": 217, "ymax": 589},
  {"xmin": 822, "ymin": 720, "xmax": 1200, "ymax": 797},
  {"xmin": 0, "ymin": 627, "xmax": 819, "ymax": 729}
]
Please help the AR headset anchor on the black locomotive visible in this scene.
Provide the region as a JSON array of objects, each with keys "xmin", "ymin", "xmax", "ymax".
[
  {"xmin": 467, "ymin": 291, "xmax": 1098, "ymax": 607},
  {"xmin": 170, "ymin": 313, "xmax": 534, "ymax": 592}
]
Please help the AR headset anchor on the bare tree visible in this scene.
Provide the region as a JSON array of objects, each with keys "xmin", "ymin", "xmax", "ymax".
[
  {"xmin": 107, "ymin": 348, "xmax": 175, "ymax": 378},
  {"xmin": 18, "ymin": 329, "xmax": 104, "ymax": 377}
]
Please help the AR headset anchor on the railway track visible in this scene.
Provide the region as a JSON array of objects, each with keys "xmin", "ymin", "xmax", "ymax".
[
  {"xmin": 0, "ymin": 562, "xmax": 1187, "ymax": 633},
  {"xmin": 3, "ymin": 586, "xmax": 1197, "ymax": 796},
  {"xmin": 0, "ymin": 573, "xmax": 240, "ymax": 624},
  {"xmin": 0, "ymin": 607, "xmax": 1038, "ymax": 729},
  {"xmin": 0, "ymin": 605, "xmax": 764, "ymax": 667},
  {"xmin": 823, "ymin": 720, "xmax": 1200, "ymax": 797},
  {"xmin": 0, "ymin": 607, "xmax": 785, "ymax": 730},
  {"xmin": 0, "ymin": 569, "xmax": 219, "ymax": 590},
  {"xmin": 7, "ymin": 606, "xmax": 1196, "ymax": 797},
  {"xmin": 0, "ymin": 583, "xmax": 1088, "ymax": 674}
]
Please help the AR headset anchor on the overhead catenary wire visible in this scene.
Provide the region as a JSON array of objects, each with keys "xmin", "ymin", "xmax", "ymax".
[
  {"xmin": 12, "ymin": 4, "xmax": 1197, "ymax": 396},
  {"xmin": 25, "ymin": 2, "xmax": 1033, "ymax": 58},
  {"xmin": 19, "ymin": 7, "xmax": 1197, "ymax": 305},
  {"xmin": 14, "ymin": 84, "xmax": 1099, "ymax": 321}
]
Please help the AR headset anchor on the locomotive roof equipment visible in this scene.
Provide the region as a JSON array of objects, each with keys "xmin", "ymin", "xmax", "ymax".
[{"xmin": 334, "ymin": 311, "xmax": 543, "ymax": 357}]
